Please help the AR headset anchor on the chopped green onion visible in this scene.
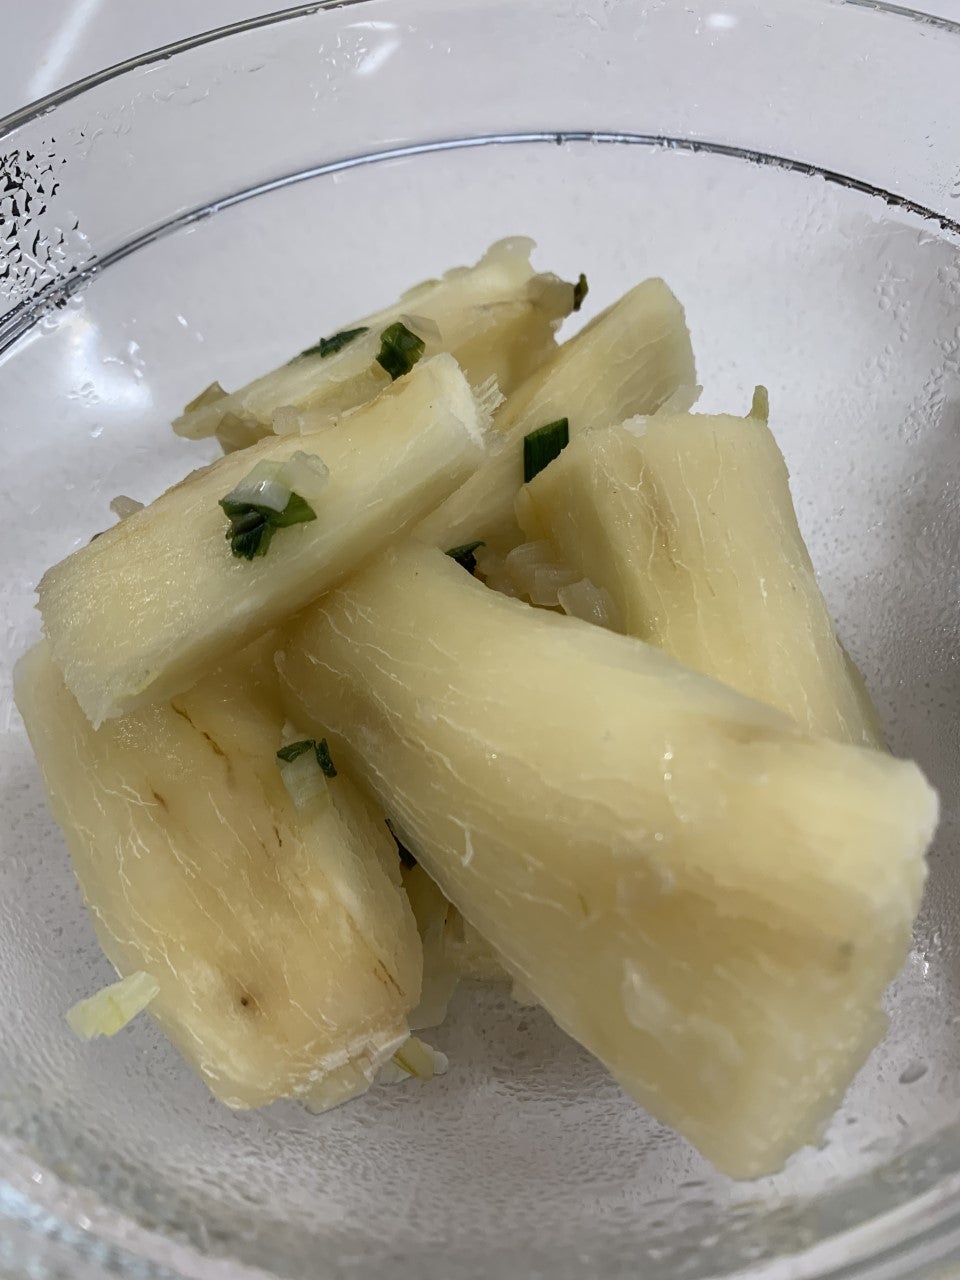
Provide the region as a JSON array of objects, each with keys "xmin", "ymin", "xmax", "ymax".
[
  {"xmin": 298, "ymin": 326, "xmax": 369, "ymax": 360},
  {"xmin": 220, "ymin": 455, "xmax": 323, "ymax": 560},
  {"xmin": 445, "ymin": 541, "xmax": 485, "ymax": 575},
  {"xmin": 386, "ymin": 818, "xmax": 417, "ymax": 869},
  {"xmin": 572, "ymin": 272, "xmax": 589, "ymax": 312},
  {"xmin": 277, "ymin": 739, "xmax": 317, "ymax": 764},
  {"xmin": 277, "ymin": 737, "xmax": 336, "ymax": 776},
  {"xmin": 315, "ymin": 738, "xmax": 337, "ymax": 778},
  {"xmin": 226, "ymin": 510, "xmax": 273, "ymax": 560},
  {"xmin": 376, "ymin": 322, "xmax": 426, "ymax": 381},
  {"xmin": 523, "ymin": 418, "xmax": 570, "ymax": 483}
]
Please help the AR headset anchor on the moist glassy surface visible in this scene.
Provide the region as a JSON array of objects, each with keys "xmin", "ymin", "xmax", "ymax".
[{"xmin": 1, "ymin": 137, "xmax": 959, "ymax": 1277}]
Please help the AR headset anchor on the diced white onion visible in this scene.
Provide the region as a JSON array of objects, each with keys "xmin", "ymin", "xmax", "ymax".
[
  {"xmin": 504, "ymin": 541, "xmax": 578, "ymax": 605},
  {"xmin": 109, "ymin": 495, "xmax": 144, "ymax": 520},
  {"xmin": 224, "ymin": 452, "xmax": 329, "ymax": 514},
  {"xmin": 280, "ymin": 748, "xmax": 328, "ymax": 811},
  {"xmin": 530, "ymin": 564, "xmax": 581, "ymax": 608},
  {"xmin": 384, "ymin": 1037, "xmax": 449, "ymax": 1083},
  {"xmin": 66, "ymin": 970, "xmax": 159, "ymax": 1039},
  {"xmin": 557, "ymin": 577, "xmax": 620, "ymax": 630},
  {"xmin": 475, "ymin": 547, "xmax": 522, "ymax": 598},
  {"xmin": 622, "ymin": 414, "xmax": 651, "ymax": 439},
  {"xmin": 272, "ymin": 404, "xmax": 304, "ymax": 436},
  {"xmin": 223, "ymin": 460, "xmax": 293, "ymax": 514},
  {"xmin": 749, "ymin": 384, "xmax": 770, "ymax": 423},
  {"xmin": 398, "ymin": 313, "xmax": 442, "ymax": 342}
]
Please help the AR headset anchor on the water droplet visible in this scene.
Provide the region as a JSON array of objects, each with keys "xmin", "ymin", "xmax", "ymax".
[{"xmin": 899, "ymin": 1059, "xmax": 928, "ymax": 1085}]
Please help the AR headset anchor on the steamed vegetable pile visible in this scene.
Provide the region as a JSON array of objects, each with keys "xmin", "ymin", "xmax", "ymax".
[{"xmin": 16, "ymin": 238, "xmax": 937, "ymax": 1178}]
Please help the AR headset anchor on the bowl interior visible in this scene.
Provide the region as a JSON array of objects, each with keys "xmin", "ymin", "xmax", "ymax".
[{"xmin": 2, "ymin": 8, "xmax": 960, "ymax": 1279}]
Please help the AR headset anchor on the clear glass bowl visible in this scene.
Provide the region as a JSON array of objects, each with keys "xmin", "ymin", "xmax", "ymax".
[{"xmin": 2, "ymin": 2, "xmax": 960, "ymax": 1276}]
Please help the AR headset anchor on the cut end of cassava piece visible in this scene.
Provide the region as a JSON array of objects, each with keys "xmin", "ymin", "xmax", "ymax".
[
  {"xmin": 39, "ymin": 354, "xmax": 486, "ymax": 725},
  {"xmin": 277, "ymin": 542, "xmax": 935, "ymax": 1178}
]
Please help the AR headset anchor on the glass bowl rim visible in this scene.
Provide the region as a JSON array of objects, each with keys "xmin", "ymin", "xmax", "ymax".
[{"xmin": 2, "ymin": 2, "xmax": 960, "ymax": 1277}]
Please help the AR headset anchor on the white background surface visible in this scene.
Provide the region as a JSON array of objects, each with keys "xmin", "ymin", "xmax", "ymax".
[
  {"xmin": 2, "ymin": 0, "xmax": 960, "ymax": 123},
  {"xmin": 0, "ymin": 1, "xmax": 277, "ymax": 120}
]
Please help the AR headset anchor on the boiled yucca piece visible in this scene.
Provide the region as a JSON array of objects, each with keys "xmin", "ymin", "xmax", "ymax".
[
  {"xmin": 519, "ymin": 406, "xmax": 883, "ymax": 747},
  {"xmin": 278, "ymin": 544, "xmax": 935, "ymax": 1177},
  {"xmin": 40, "ymin": 355, "xmax": 486, "ymax": 724},
  {"xmin": 15, "ymin": 640, "xmax": 421, "ymax": 1109}
]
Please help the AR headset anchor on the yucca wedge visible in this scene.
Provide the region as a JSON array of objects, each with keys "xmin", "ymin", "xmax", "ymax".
[
  {"xmin": 277, "ymin": 544, "xmax": 935, "ymax": 1178},
  {"xmin": 15, "ymin": 639, "xmax": 421, "ymax": 1109},
  {"xmin": 518, "ymin": 407, "xmax": 883, "ymax": 746},
  {"xmin": 40, "ymin": 355, "xmax": 486, "ymax": 724}
]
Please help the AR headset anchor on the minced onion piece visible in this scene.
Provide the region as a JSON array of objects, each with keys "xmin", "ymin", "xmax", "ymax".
[
  {"xmin": 474, "ymin": 546, "xmax": 523, "ymax": 598},
  {"xmin": 66, "ymin": 971, "xmax": 160, "ymax": 1039},
  {"xmin": 271, "ymin": 404, "xmax": 304, "ymax": 435},
  {"xmin": 279, "ymin": 748, "xmax": 328, "ymax": 811},
  {"xmin": 398, "ymin": 312, "xmax": 442, "ymax": 343},
  {"xmin": 109, "ymin": 495, "xmax": 145, "ymax": 520},
  {"xmin": 182, "ymin": 381, "xmax": 227, "ymax": 415},
  {"xmin": 222, "ymin": 454, "xmax": 325, "ymax": 518},
  {"xmin": 557, "ymin": 577, "xmax": 620, "ymax": 630},
  {"xmin": 384, "ymin": 1037, "xmax": 449, "ymax": 1082},
  {"xmin": 750, "ymin": 384, "xmax": 770, "ymax": 422},
  {"xmin": 503, "ymin": 540, "xmax": 579, "ymax": 606},
  {"xmin": 530, "ymin": 564, "xmax": 581, "ymax": 608},
  {"xmin": 277, "ymin": 737, "xmax": 338, "ymax": 806}
]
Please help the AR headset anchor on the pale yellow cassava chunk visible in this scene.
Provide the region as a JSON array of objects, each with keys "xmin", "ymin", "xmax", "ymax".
[
  {"xmin": 174, "ymin": 238, "xmax": 576, "ymax": 451},
  {"xmin": 416, "ymin": 278, "xmax": 696, "ymax": 555},
  {"xmin": 518, "ymin": 409, "xmax": 884, "ymax": 747},
  {"xmin": 39, "ymin": 355, "xmax": 486, "ymax": 725},
  {"xmin": 15, "ymin": 640, "xmax": 421, "ymax": 1109},
  {"xmin": 277, "ymin": 544, "xmax": 936, "ymax": 1177}
]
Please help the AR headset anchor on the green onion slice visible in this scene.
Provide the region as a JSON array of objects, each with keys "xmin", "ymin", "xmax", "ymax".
[
  {"xmin": 445, "ymin": 541, "xmax": 485, "ymax": 575},
  {"xmin": 298, "ymin": 326, "xmax": 369, "ymax": 360},
  {"xmin": 376, "ymin": 322, "xmax": 426, "ymax": 380},
  {"xmin": 220, "ymin": 452, "xmax": 326, "ymax": 560},
  {"xmin": 523, "ymin": 418, "xmax": 570, "ymax": 484}
]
